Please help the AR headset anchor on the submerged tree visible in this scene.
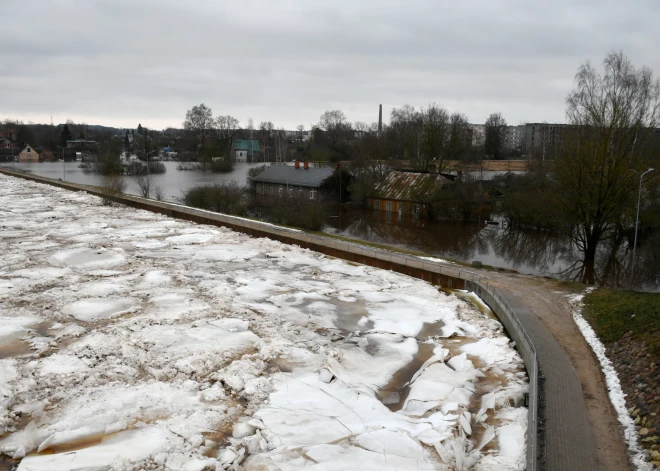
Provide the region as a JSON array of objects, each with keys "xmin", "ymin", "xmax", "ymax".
[{"xmin": 553, "ymin": 51, "xmax": 660, "ymax": 262}]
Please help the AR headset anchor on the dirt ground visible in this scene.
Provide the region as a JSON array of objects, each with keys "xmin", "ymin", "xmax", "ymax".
[{"xmin": 483, "ymin": 270, "xmax": 633, "ymax": 471}]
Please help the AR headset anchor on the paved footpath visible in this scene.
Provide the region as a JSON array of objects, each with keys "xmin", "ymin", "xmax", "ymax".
[{"xmin": 504, "ymin": 291, "xmax": 599, "ymax": 471}]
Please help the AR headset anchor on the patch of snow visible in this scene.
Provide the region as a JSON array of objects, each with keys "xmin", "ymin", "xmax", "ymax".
[{"xmin": 570, "ymin": 293, "xmax": 652, "ymax": 471}]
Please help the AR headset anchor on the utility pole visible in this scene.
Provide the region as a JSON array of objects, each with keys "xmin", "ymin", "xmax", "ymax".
[
  {"xmin": 631, "ymin": 168, "xmax": 654, "ymax": 284},
  {"xmin": 57, "ymin": 146, "xmax": 67, "ymax": 180}
]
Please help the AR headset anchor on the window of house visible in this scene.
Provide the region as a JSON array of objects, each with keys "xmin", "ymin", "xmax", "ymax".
[
  {"xmin": 309, "ymin": 189, "xmax": 315, "ymax": 200},
  {"xmin": 299, "ymin": 187, "xmax": 303, "ymax": 198},
  {"xmin": 386, "ymin": 202, "xmax": 392, "ymax": 212},
  {"xmin": 289, "ymin": 187, "xmax": 293, "ymax": 197},
  {"xmin": 239, "ymin": 152, "xmax": 243, "ymax": 157},
  {"xmin": 413, "ymin": 204, "xmax": 420, "ymax": 219},
  {"xmin": 398, "ymin": 203, "xmax": 404, "ymax": 218},
  {"xmin": 374, "ymin": 200, "xmax": 380, "ymax": 211},
  {"xmin": 279, "ymin": 186, "xmax": 283, "ymax": 196},
  {"xmin": 27, "ymin": 148, "xmax": 31, "ymax": 152},
  {"xmin": 261, "ymin": 184, "xmax": 264, "ymax": 195},
  {"xmin": 270, "ymin": 184, "xmax": 273, "ymax": 195}
]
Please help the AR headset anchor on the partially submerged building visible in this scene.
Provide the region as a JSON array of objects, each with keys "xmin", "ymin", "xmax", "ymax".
[
  {"xmin": 232, "ymin": 139, "xmax": 261, "ymax": 163},
  {"xmin": 367, "ymin": 171, "xmax": 453, "ymax": 219},
  {"xmin": 251, "ymin": 162, "xmax": 335, "ymax": 201}
]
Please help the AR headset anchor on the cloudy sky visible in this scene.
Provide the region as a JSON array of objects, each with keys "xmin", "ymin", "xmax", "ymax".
[{"xmin": 2, "ymin": 0, "xmax": 659, "ymax": 130}]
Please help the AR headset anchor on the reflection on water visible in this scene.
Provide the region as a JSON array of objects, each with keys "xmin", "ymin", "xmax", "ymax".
[
  {"xmin": 325, "ymin": 209, "xmax": 579, "ymax": 276},
  {"xmin": 0, "ymin": 161, "xmax": 263, "ymax": 203},
  {"xmin": 324, "ymin": 210, "xmax": 660, "ymax": 290}
]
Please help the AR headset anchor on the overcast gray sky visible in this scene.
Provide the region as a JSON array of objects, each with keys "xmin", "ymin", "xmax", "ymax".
[{"xmin": 2, "ymin": 0, "xmax": 659, "ymax": 130}]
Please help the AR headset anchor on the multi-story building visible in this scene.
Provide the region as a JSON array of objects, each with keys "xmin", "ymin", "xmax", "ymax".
[
  {"xmin": 522, "ymin": 123, "xmax": 571, "ymax": 154},
  {"xmin": 504, "ymin": 125, "xmax": 526, "ymax": 151},
  {"xmin": 468, "ymin": 124, "xmax": 485, "ymax": 147}
]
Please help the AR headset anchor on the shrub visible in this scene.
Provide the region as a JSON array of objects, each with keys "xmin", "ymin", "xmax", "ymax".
[
  {"xmin": 211, "ymin": 159, "xmax": 234, "ymax": 173},
  {"xmin": 177, "ymin": 162, "xmax": 202, "ymax": 171},
  {"xmin": 184, "ymin": 183, "xmax": 248, "ymax": 216},
  {"xmin": 147, "ymin": 161, "xmax": 166, "ymax": 174},
  {"xmin": 134, "ymin": 175, "xmax": 153, "ymax": 198},
  {"xmin": 101, "ymin": 174, "xmax": 126, "ymax": 205}
]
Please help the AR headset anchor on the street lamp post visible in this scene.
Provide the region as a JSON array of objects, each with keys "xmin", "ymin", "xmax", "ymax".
[
  {"xmin": 631, "ymin": 168, "xmax": 654, "ymax": 284},
  {"xmin": 57, "ymin": 146, "xmax": 67, "ymax": 180}
]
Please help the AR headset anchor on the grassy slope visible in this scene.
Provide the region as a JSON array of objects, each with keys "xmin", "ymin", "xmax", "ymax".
[{"xmin": 582, "ymin": 289, "xmax": 660, "ymax": 358}]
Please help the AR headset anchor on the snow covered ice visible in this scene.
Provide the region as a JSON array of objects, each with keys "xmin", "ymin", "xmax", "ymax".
[{"xmin": 0, "ymin": 174, "xmax": 528, "ymax": 470}]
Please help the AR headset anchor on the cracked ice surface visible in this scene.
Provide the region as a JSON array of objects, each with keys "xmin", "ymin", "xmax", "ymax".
[{"xmin": 0, "ymin": 174, "xmax": 528, "ymax": 470}]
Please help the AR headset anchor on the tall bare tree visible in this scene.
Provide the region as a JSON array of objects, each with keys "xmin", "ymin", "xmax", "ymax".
[
  {"xmin": 484, "ymin": 112, "xmax": 507, "ymax": 159},
  {"xmin": 390, "ymin": 103, "xmax": 451, "ymax": 173},
  {"xmin": 319, "ymin": 110, "xmax": 350, "ymax": 150},
  {"xmin": 553, "ymin": 51, "xmax": 660, "ymax": 263},
  {"xmin": 183, "ymin": 104, "xmax": 214, "ymax": 152},
  {"xmin": 259, "ymin": 121, "xmax": 274, "ymax": 162},
  {"xmin": 273, "ymin": 128, "xmax": 289, "ymax": 163},
  {"xmin": 215, "ymin": 115, "xmax": 240, "ymax": 161},
  {"xmin": 447, "ymin": 112, "xmax": 471, "ymax": 161}
]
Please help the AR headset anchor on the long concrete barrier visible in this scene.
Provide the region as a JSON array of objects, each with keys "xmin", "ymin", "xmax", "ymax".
[{"xmin": 0, "ymin": 168, "xmax": 540, "ymax": 470}]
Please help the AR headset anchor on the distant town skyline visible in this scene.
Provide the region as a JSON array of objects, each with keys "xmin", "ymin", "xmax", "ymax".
[{"xmin": 2, "ymin": 0, "xmax": 659, "ymax": 131}]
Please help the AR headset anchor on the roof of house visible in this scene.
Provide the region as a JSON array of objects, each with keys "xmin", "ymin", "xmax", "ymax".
[
  {"xmin": 252, "ymin": 165, "xmax": 335, "ymax": 187},
  {"xmin": 233, "ymin": 139, "xmax": 261, "ymax": 152},
  {"xmin": 369, "ymin": 171, "xmax": 453, "ymax": 202}
]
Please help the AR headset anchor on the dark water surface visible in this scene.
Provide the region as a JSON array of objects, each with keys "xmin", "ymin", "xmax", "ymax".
[{"xmin": 323, "ymin": 210, "xmax": 659, "ymax": 290}]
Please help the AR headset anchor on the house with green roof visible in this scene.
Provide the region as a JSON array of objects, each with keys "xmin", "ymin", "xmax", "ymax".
[{"xmin": 232, "ymin": 139, "xmax": 261, "ymax": 163}]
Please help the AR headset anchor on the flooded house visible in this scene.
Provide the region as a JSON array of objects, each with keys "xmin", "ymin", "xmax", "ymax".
[
  {"xmin": 367, "ymin": 170, "xmax": 453, "ymax": 220},
  {"xmin": 251, "ymin": 162, "xmax": 335, "ymax": 202}
]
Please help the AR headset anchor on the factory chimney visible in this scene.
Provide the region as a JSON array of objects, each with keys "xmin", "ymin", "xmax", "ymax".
[{"xmin": 378, "ymin": 105, "xmax": 382, "ymax": 135}]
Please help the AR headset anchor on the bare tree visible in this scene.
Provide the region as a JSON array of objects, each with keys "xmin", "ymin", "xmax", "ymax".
[
  {"xmin": 296, "ymin": 124, "xmax": 305, "ymax": 143},
  {"xmin": 273, "ymin": 128, "xmax": 289, "ymax": 163},
  {"xmin": 153, "ymin": 185, "xmax": 165, "ymax": 201},
  {"xmin": 553, "ymin": 51, "xmax": 660, "ymax": 262},
  {"xmin": 447, "ymin": 113, "xmax": 471, "ymax": 162},
  {"xmin": 134, "ymin": 174, "xmax": 153, "ymax": 198},
  {"xmin": 259, "ymin": 121, "xmax": 274, "ymax": 162},
  {"xmin": 484, "ymin": 112, "xmax": 507, "ymax": 159},
  {"xmin": 390, "ymin": 103, "xmax": 451, "ymax": 173},
  {"xmin": 215, "ymin": 115, "xmax": 240, "ymax": 160},
  {"xmin": 319, "ymin": 110, "xmax": 350, "ymax": 150},
  {"xmin": 183, "ymin": 104, "xmax": 215, "ymax": 162}
]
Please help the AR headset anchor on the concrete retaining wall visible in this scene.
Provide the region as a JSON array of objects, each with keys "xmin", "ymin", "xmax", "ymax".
[{"xmin": 0, "ymin": 168, "xmax": 539, "ymax": 470}]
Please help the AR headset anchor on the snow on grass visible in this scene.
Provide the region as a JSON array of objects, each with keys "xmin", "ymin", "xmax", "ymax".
[
  {"xmin": 0, "ymin": 174, "xmax": 528, "ymax": 470},
  {"xmin": 570, "ymin": 292, "xmax": 652, "ymax": 471}
]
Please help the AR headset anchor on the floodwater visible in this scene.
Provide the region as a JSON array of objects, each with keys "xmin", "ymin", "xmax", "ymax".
[
  {"xmin": 0, "ymin": 161, "xmax": 262, "ymax": 203},
  {"xmin": 324, "ymin": 209, "xmax": 580, "ymax": 277},
  {"xmin": 3, "ymin": 160, "xmax": 657, "ymax": 289},
  {"xmin": 324, "ymin": 209, "xmax": 660, "ymax": 290}
]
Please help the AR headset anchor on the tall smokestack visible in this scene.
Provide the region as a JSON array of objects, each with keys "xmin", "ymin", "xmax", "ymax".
[{"xmin": 378, "ymin": 105, "xmax": 382, "ymax": 135}]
